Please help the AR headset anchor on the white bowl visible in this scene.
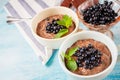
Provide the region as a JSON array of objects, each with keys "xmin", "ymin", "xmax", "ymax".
[
  {"xmin": 31, "ymin": 6, "xmax": 79, "ymax": 49},
  {"xmin": 58, "ymin": 31, "xmax": 118, "ymax": 80}
]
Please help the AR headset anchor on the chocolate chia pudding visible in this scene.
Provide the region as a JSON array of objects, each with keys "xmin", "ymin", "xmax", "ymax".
[
  {"xmin": 65, "ymin": 39, "xmax": 111, "ymax": 75},
  {"xmin": 36, "ymin": 15, "xmax": 75, "ymax": 39}
]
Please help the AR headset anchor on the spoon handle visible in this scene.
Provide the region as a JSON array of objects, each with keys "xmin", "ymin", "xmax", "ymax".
[
  {"xmin": 6, "ymin": 16, "xmax": 32, "ymax": 24},
  {"xmin": 7, "ymin": 16, "xmax": 32, "ymax": 19}
]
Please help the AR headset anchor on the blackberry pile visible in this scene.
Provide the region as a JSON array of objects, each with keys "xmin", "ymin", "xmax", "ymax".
[
  {"xmin": 83, "ymin": 1, "xmax": 118, "ymax": 25},
  {"xmin": 46, "ymin": 19, "xmax": 66, "ymax": 34},
  {"xmin": 73, "ymin": 44, "xmax": 102, "ymax": 70}
]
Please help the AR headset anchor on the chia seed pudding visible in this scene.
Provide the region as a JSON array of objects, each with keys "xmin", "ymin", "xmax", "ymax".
[
  {"xmin": 65, "ymin": 39, "xmax": 111, "ymax": 75},
  {"xmin": 36, "ymin": 15, "xmax": 76, "ymax": 39}
]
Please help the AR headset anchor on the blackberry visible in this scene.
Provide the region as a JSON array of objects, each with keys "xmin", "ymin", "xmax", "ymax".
[
  {"xmin": 76, "ymin": 59, "xmax": 81, "ymax": 64},
  {"xmin": 104, "ymin": 1, "xmax": 108, "ymax": 5},
  {"xmin": 78, "ymin": 63, "xmax": 83, "ymax": 67},
  {"xmin": 82, "ymin": 1, "xmax": 118, "ymax": 25},
  {"xmin": 89, "ymin": 65, "xmax": 94, "ymax": 69},
  {"xmin": 46, "ymin": 19, "xmax": 66, "ymax": 34},
  {"xmin": 84, "ymin": 65, "xmax": 89, "ymax": 69},
  {"xmin": 85, "ymin": 60, "xmax": 89, "ymax": 64},
  {"xmin": 91, "ymin": 57, "xmax": 95, "ymax": 61},
  {"xmin": 78, "ymin": 56, "xmax": 84, "ymax": 60},
  {"xmin": 74, "ymin": 44, "xmax": 102, "ymax": 70}
]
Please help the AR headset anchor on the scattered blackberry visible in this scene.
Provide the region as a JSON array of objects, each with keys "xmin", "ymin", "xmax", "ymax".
[
  {"xmin": 74, "ymin": 44, "xmax": 102, "ymax": 70},
  {"xmin": 46, "ymin": 19, "xmax": 66, "ymax": 34},
  {"xmin": 83, "ymin": 1, "xmax": 118, "ymax": 25}
]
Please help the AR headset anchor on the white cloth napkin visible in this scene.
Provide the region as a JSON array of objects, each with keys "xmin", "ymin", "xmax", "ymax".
[{"xmin": 4, "ymin": 0, "xmax": 62, "ymax": 65}]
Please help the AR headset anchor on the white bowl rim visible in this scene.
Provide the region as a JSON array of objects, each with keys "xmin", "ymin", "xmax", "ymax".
[{"xmin": 58, "ymin": 31, "xmax": 118, "ymax": 78}]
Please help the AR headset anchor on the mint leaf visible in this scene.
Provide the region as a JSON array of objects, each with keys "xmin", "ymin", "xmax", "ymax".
[
  {"xmin": 57, "ymin": 20, "xmax": 66, "ymax": 27},
  {"xmin": 62, "ymin": 47, "xmax": 79, "ymax": 71},
  {"xmin": 65, "ymin": 55, "xmax": 71, "ymax": 60},
  {"xmin": 55, "ymin": 29, "xmax": 68, "ymax": 38},
  {"xmin": 57, "ymin": 15, "xmax": 72, "ymax": 28},
  {"xmin": 66, "ymin": 59, "xmax": 77, "ymax": 71},
  {"xmin": 63, "ymin": 15, "xmax": 72, "ymax": 28},
  {"xmin": 68, "ymin": 47, "xmax": 79, "ymax": 56},
  {"xmin": 62, "ymin": 52, "xmax": 71, "ymax": 60}
]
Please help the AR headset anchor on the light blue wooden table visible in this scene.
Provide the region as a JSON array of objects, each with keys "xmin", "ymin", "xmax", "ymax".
[{"xmin": 0, "ymin": 0, "xmax": 120, "ymax": 80}]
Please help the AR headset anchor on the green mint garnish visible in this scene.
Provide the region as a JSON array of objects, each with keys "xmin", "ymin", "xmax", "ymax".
[
  {"xmin": 68, "ymin": 47, "xmax": 79, "ymax": 56},
  {"xmin": 62, "ymin": 52, "xmax": 71, "ymax": 60},
  {"xmin": 57, "ymin": 15, "xmax": 72, "ymax": 28},
  {"xmin": 62, "ymin": 47, "xmax": 79, "ymax": 71},
  {"xmin": 66, "ymin": 59, "xmax": 77, "ymax": 71},
  {"xmin": 55, "ymin": 29, "xmax": 68, "ymax": 38}
]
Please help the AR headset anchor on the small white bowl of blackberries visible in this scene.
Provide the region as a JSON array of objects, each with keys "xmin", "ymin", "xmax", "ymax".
[{"xmin": 77, "ymin": 0, "xmax": 120, "ymax": 31}]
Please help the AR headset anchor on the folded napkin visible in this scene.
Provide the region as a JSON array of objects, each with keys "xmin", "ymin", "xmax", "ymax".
[{"xmin": 4, "ymin": 0, "xmax": 62, "ymax": 65}]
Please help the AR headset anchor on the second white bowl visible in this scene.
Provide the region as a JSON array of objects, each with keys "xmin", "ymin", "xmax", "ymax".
[{"xmin": 31, "ymin": 6, "xmax": 79, "ymax": 49}]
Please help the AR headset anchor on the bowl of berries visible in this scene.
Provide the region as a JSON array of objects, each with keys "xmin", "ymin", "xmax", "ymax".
[
  {"xmin": 58, "ymin": 31, "xmax": 118, "ymax": 80},
  {"xmin": 77, "ymin": 0, "xmax": 120, "ymax": 38},
  {"xmin": 31, "ymin": 6, "xmax": 79, "ymax": 49}
]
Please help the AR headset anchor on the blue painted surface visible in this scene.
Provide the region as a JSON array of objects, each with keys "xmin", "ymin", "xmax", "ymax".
[{"xmin": 0, "ymin": 1, "xmax": 120, "ymax": 80}]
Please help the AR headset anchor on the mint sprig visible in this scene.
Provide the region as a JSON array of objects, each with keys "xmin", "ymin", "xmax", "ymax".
[
  {"xmin": 62, "ymin": 52, "xmax": 71, "ymax": 61},
  {"xmin": 57, "ymin": 15, "xmax": 72, "ymax": 28},
  {"xmin": 62, "ymin": 47, "xmax": 79, "ymax": 71},
  {"xmin": 66, "ymin": 59, "xmax": 77, "ymax": 71},
  {"xmin": 68, "ymin": 47, "xmax": 79, "ymax": 56},
  {"xmin": 55, "ymin": 29, "xmax": 68, "ymax": 38}
]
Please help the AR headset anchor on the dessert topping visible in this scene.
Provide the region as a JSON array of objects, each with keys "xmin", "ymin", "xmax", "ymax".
[
  {"xmin": 46, "ymin": 19, "xmax": 66, "ymax": 34},
  {"xmin": 83, "ymin": 1, "xmax": 118, "ymax": 25},
  {"xmin": 63, "ymin": 44, "xmax": 102, "ymax": 71},
  {"xmin": 46, "ymin": 15, "xmax": 73, "ymax": 38},
  {"xmin": 74, "ymin": 44, "xmax": 102, "ymax": 70}
]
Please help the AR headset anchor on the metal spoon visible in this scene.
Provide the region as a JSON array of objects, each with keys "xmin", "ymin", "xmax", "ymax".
[{"xmin": 6, "ymin": 16, "xmax": 32, "ymax": 24}]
